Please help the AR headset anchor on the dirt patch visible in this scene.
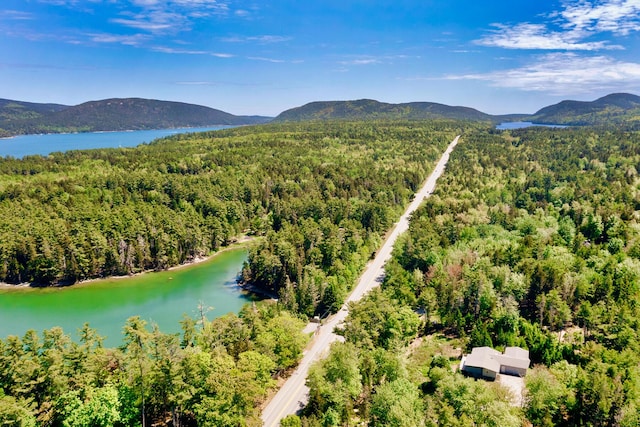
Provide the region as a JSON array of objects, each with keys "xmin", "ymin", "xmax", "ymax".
[
  {"xmin": 497, "ymin": 374, "xmax": 525, "ymax": 407},
  {"xmin": 558, "ymin": 326, "xmax": 584, "ymax": 345},
  {"xmin": 406, "ymin": 336, "xmax": 424, "ymax": 355}
]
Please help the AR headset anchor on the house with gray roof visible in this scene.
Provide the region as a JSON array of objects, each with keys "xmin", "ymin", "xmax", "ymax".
[{"xmin": 460, "ymin": 346, "xmax": 530, "ymax": 380}]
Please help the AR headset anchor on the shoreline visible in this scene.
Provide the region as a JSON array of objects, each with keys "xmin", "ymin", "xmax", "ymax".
[
  {"xmin": 0, "ymin": 235, "xmax": 257, "ymax": 292},
  {"xmin": 237, "ymin": 281, "xmax": 279, "ymax": 300},
  {"xmin": 0, "ymin": 124, "xmax": 236, "ymax": 140}
]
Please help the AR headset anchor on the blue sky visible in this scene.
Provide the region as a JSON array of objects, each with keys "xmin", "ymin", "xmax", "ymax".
[{"xmin": 2, "ymin": 0, "xmax": 640, "ymax": 116}]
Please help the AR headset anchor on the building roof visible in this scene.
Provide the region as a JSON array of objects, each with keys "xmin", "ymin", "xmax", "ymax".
[
  {"xmin": 504, "ymin": 346, "xmax": 530, "ymax": 360},
  {"xmin": 496, "ymin": 355, "xmax": 530, "ymax": 370},
  {"xmin": 463, "ymin": 346, "xmax": 502, "ymax": 373},
  {"xmin": 462, "ymin": 346, "xmax": 530, "ymax": 373}
]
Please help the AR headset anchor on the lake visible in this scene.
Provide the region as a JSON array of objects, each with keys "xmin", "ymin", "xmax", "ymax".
[
  {"xmin": 0, "ymin": 126, "xmax": 233, "ymax": 158},
  {"xmin": 496, "ymin": 121, "xmax": 568, "ymax": 130},
  {"xmin": 0, "ymin": 248, "xmax": 257, "ymax": 347}
]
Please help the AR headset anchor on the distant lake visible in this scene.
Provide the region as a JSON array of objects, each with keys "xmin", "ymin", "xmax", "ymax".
[
  {"xmin": 0, "ymin": 126, "xmax": 234, "ymax": 158},
  {"xmin": 496, "ymin": 121, "xmax": 568, "ymax": 130}
]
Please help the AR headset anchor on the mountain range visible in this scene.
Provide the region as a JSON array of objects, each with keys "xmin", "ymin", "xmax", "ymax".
[
  {"xmin": 2, "ymin": 93, "xmax": 640, "ymax": 137},
  {"xmin": 273, "ymin": 93, "xmax": 640, "ymax": 126},
  {"xmin": 530, "ymin": 93, "xmax": 640, "ymax": 126},
  {"xmin": 272, "ymin": 99, "xmax": 524, "ymax": 123},
  {"xmin": 0, "ymin": 98, "xmax": 271, "ymax": 137}
]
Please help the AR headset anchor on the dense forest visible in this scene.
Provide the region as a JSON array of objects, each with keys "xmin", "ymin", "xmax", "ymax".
[
  {"xmin": 0, "ymin": 122, "xmax": 442, "ymax": 280},
  {"xmin": 0, "ymin": 121, "xmax": 459, "ymax": 320},
  {"xmin": 0, "ymin": 120, "xmax": 462, "ymax": 426},
  {"xmin": 5, "ymin": 120, "xmax": 640, "ymax": 426},
  {"xmin": 289, "ymin": 125, "xmax": 640, "ymax": 426},
  {"xmin": 0, "ymin": 302, "xmax": 307, "ymax": 426}
]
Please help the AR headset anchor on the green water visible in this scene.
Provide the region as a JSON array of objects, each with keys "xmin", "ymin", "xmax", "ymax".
[{"xmin": 0, "ymin": 249, "xmax": 256, "ymax": 347}]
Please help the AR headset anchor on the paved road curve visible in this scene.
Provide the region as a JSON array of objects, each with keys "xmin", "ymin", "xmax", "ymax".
[{"xmin": 261, "ymin": 135, "xmax": 460, "ymax": 427}]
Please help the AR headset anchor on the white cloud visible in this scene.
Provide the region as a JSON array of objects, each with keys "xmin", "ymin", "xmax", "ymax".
[
  {"xmin": 0, "ymin": 10, "xmax": 35, "ymax": 20},
  {"xmin": 37, "ymin": 0, "xmax": 80, "ymax": 5},
  {"xmin": 477, "ymin": 0, "xmax": 640, "ymax": 51},
  {"xmin": 152, "ymin": 46, "xmax": 234, "ymax": 57},
  {"xmin": 446, "ymin": 53, "xmax": 640, "ymax": 95},
  {"xmin": 109, "ymin": 1, "xmax": 230, "ymax": 34},
  {"xmin": 561, "ymin": 0, "xmax": 640, "ymax": 36},
  {"xmin": 88, "ymin": 33, "xmax": 151, "ymax": 46},
  {"xmin": 248, "ymin": 56, "xmax": 286, "ymax": 63},
  {"xmin": 337, "ymin": 54, "xmax": 412, "ymax": 67},
  {"xmin": 245, "ymin": 56, "xmax": 302, "ymax": 64},
  {"xmin": 221, "ymin": 35, "xmax": 292, "ymax": 43},
  {"xmin": 131, "ymin": 0, "xmax": 160, "ymax": 6},
  {"xmin": 0, "ymin": 61, "xmax": 93, "ymax": 70},
  {"xmin": 25, "ymin": 0, "xmax": 250, "ymax": 53},
  {"xmin": 339, "ymin": 58, "xmax": 381, "ymax": 65},
  {"xmin": 151, "ymin": 46, "xmax": 207, "ymax": 54},
  {"xmin": 478, "ymin": 23, "xmax": 619, "ymax": 50},
  {"xmin": 111, "ymin": 16, "xmax": 178, "ymax": 32}
]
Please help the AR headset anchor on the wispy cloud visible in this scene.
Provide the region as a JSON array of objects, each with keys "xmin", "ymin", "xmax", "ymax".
[
  {"xmin": 221, "ymin": 35, "xmax": 292, "ymax": 44},
  {"xmin": 477, "ymin": 0, "xmax": 640, "ymax": 51},
  {"xmin": 0, "ymin": 61, "xmax": 96, "ymax": 71},
  {"xmin": 337, "ymin": 53, "xmax": 414, "ymax": 67},
  {"xmin": 4, "ymin": 26, "xmax": 85, "ymax": 44},
  {"xmin": 28, "ymin": 0, "xmax": 244, "ymax": 50},
  {"xmin": 152, "ymin": 46, "xmax": 234, "ymax": 57},
  {"xmin": 445, "ymin": 52, "xmax": 640, "ymax": 95},
  {"xmin": 478, "ymin": 23, "xmax": 619, "ymax": 50},
  {"xmin": 111, "ymin": 8, "xmax": 191, "ymax": 34},
  {"xmin": 0, "ymin": 10, "xmax": 36, "ymax": 20},
  {"xmin": 152, "ymin": 46, "xmax": 207, "ymax": 54},
  {"xmin": 560, "ymin": 0, "xmax": 640, "ymax": 36},
  {"xmin": 339, "ymin": 58, "xmax": 381, "ymax": 65},
  {"xmin": 88, "ymin": 32, "xmax": 151, "ymax": 46},
  {"xmin": 248, "ymin": 56, "xmax": 286, "ymax": 63},
  {"xmin": 111, "ymin": 17, "xmax": 176, "ymax": 33},
  {"xmin": 37, "ymin": 0, "xmax": 81, "ymax": 5},
  {"xmin": 110, "ymin": 0, "xmax": 229, "ymax": 34}
]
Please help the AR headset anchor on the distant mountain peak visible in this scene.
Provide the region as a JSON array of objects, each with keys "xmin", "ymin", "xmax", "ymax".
[
  {"xmin": 273, "ymin": 99, "xmax": 498, "ymax": 122},
  {"xmin": 0, "ymin": 97, "xmax": 271, "ymax": 137},
  {"xmin": 593, "ymin": 93, "xmax": 640, "ymax": 108},
  {"xmin": 533, "ymin": 92, "xmax": 640, "ymax": 126}
]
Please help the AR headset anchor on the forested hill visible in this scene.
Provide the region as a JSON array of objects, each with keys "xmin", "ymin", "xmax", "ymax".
[
  {"xmin": 272, "ymin": 99, "xmax": 510, "ymax": 122},
  {"xmin": 531, "ymin": 92, "xmax": 640, "ymax": 126},
  {"xmin": 0, "ymin": 99, "xmax": 69, "ymax": 122},
  {"xmin": 295, "ymin": 124, "xmax": 640, "ymax": 427},
  {"xmin": 5, "ymin": 122, "xmax": 640, "ymax": 427},
  {"xmin": 0, "ymin": 120, "xmax": 459, "ymax": 290},
  {"xmin": 0, "ymin": 97, "xmax": 271, "ymax": 136},
  {"xmin": 5, "ymin": 93, "xmax": 640, "ymax": 135},
  {"xmin": 272, "ymin": 93, "xmax": 640, "ymax": 126},
  {"xmin": 0, "ymin": 120, "xmax": 463, "ymax": 426}
]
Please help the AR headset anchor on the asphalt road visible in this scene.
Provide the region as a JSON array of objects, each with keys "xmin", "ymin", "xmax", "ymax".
[{"xmin": 261, "ymin": 135, "xmax": 460, "ymax": 427}]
